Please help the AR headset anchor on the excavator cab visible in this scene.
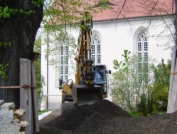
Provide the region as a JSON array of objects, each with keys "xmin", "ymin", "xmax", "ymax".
[
  {"xmin": 94, "ymin": 64, "xmax": 111, "ymax": 97},
  {"xmin": 72, "ymin": 64, "xmax": 111, "ymax": 106}
]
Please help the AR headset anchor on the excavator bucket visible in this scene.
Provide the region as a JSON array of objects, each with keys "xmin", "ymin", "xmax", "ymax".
[{"xmin": 72, "ymin": 85, "xmax": 103, "ymax": 106}]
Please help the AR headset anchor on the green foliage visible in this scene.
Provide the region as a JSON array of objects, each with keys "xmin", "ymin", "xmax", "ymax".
[
  {"xmin": 42, "ymin": 0, "xmax": 112, "ymax": 68},
  {"xmin": 152, "ymin": 59, "xmax": 171, "ymax": 111},
  {"xmin": 0, "ymin": 42, "xmax": 11, "ymax": 47},
  {"xmin": 0, "ymin": 62, "xmax": 9, "ymax": 79},
  {"xmin": 112, "ymin": 50, "xmax": 156, "ymax": 113},
  {"xmin": 137, "ymin": 92, "xmax": 153, "ymax": 116},
  {"xmin": 32, "ymin": 0, "xmax": 44, "ymax": 7},
  {"xmin": 152, "ymin": 111, "xmax": 167, "ymax": 115},
  {"xmin": 128, "ymin": 111, "xmax": 138, "ymax": 117},
  {"xmin": 0, "ymin": 6, "xmax": 10, "ymax": 18},
  {"xmin": 38, "ymin": 110, "xmax": 51, "ymax": 115},
  {"xmin": 0, "ymin": 41, "xmax": 11, "ymax": 80},
  {"xmin": 34, "ymin": 36, "xmax": 45, "ymax": 109},
  {"xmin": 0, "ymin": 0, "xmax": 43, "ymax": 18},
  {"xmin": 34, "ymin": 36, "xmax": 45, "ymax": 87}
]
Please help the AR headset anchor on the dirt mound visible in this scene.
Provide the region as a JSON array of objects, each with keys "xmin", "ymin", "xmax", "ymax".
[
  {"xmin": 83, "ymin": 99, "xmax": 131, "ymax": 117},
  {"xmin": 75, "ymin": 111, "xmax": 177, "ymax": 134},
  {"xmin": 44, "ymin": 100, "xmax": 131, "ymax": 131},
  {"xmin": 38, "ymin": 101, "xmax": 177, "ymax": 134}
]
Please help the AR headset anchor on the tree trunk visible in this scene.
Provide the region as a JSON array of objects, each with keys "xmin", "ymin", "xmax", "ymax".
[{"xmin": 0, "ymin": 0, "xmax": 43, "ymax": 108}]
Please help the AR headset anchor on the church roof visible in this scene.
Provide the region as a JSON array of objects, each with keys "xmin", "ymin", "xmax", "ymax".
[
  {"xmin": 47, "ymin": 0, "xmax": 174, "ymax": 25},
  {"xmin": 91, "ymin": 0, "xmax": 174, "ymax": 21}
]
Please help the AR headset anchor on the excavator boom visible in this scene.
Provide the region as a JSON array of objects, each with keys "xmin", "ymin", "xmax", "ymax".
[{"xmin": 72, "ymin": 12, "xmax": 103, "ymax": 105}]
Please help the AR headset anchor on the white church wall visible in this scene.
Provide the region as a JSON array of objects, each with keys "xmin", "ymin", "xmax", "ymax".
[
  {"xmin": 47, "ymin": 31, "xmax": 61, "ymax": 109},
  {"xmin": 41, "ymin": 28, "xmax": 48, "ymax": 110},
  {"xmin": 41, "ymin": 15, "xmax": 174, "ymax": 110},
  {"xmin": 67, "ymin": 27, "xmax": 80, "ymax": 81},
  {"xmin": 92, "ymin": 16, "xmax": 173, "ymax": 74},
  {"xmin": 41, "ymin": 26, "xmax": 79, "ymax": 110}
]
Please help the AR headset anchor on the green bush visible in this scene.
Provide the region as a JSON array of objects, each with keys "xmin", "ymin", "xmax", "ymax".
[
  {"xmin": 152, "ymin": 59, "xmax": 170, "ymax": 111},
  {"xmin": 137, "ymin": 92, "xmax": 153, "ymax": 116}
]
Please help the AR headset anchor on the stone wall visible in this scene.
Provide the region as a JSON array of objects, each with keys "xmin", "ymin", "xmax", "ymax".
[{"xmin": 0, "ymin": 100, "xmax": 27, "ymax": 134}]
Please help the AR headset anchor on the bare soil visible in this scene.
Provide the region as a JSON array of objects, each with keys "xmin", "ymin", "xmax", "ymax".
[{"xmin": 37, "ymin": 100, "xmax": 177, "ymax": 134}]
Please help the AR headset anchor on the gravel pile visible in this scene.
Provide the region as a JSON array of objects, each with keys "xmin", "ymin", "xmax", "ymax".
[
  {"xmin": 45, "ymin": 100, "xmax": 131, "ymax": 131},
  {"xmin": 38, "ymin": 100, "xmax": 177, "ymax": 134}
]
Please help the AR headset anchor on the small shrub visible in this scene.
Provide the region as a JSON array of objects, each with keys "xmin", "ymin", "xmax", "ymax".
[
  {"xmin": 138, "ymin": 112, "xmax": 143, "ymax": 116},
  {"xmin": 137, "ymin": 92, "xmax": 153, "ymax": 116}
]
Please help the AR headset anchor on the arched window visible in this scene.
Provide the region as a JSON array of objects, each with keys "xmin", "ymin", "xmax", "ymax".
[
  {"xmin": 137, "ymin": 33, "xmax": 148, "ymax": 83},
  {"xmin": 91, "ymin": 36, "xmax": 101, "ymax": 64},
  {"xmin": 60, "ymin": 41, "xmax": 68, "ymax": 82}
]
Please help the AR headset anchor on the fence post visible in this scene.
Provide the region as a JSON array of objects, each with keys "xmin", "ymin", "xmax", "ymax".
[{"xmin": 20, "ymin": 58, "xmax": 33, "ymax": 134}]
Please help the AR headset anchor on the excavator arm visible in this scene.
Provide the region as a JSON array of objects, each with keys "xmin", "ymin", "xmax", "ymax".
[
  {"xmin": 75, "ymin": 12, "xmax": 94, "ymax": 86},
  {"xmin": 61, "ymin": 12, "xmax": 109, "ymax": 109},
  {"xmin": 72, "ymin": 12, "xmax": 103, "ymax": 106}
]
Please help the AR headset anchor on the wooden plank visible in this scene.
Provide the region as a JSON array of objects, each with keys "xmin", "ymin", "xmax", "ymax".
[
  {"xmin": 0, "ymin": 85, "xmax": 36, "ymax": 89},
  {"xmin": 31, "ymin": 61, "xmax": 40, "ymax": 132},
  {"xmin": 20, "ymin": 58, "xmax": 33, "ymax": 134},
  {"xmin": 171, "ymin": 72, "xmax": 177, "ymax": 74},
  {"xmin": 19, "ymin": 121, "xmax": 29, "ymax": 127},
  {"xmin": 14, "ymin": 109, "xmax": 26, "ymax": 118},
  {"xmin": 0, "ymin": 86, "xmax": 24, "ymax": 89}
]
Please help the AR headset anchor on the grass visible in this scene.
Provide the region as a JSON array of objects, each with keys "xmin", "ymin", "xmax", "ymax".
[
  {"xmin": 38, "ymin": 110, "xmax": 51, "ymax": 115},
  {"xmin": 152, "ymin": 111, "xmax": 167, "ymax": 115},
  {"xmin": 128, "ymin": 112, "xmax": 139, "ymax": 117},
  {"xmin": 128, "ymin": 111, "xmax": 167, "ymax": 117}
]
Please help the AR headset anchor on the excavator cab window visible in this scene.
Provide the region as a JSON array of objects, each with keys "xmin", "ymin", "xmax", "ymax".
[
  {"xmin": 94, "ymin": 68, "xmax": 105, "ymax": 84},
  {"xmin": 94, "ymin": 65, "xmax": 106, "ymax": 83},
  {"xmin": 93, "ymin": 65, "xmax": 109, "ymax": 95}
]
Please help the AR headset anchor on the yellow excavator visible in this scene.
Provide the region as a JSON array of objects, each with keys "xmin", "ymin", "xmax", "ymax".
[{"xmin": 60, "ymin": 12, "xmax": 111, "ymax": 114}]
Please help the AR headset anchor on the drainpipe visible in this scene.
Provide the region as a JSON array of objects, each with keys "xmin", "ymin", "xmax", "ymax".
[{"xmin": 47, "ymin": 30, "xmax": 49, "ymax": 110}]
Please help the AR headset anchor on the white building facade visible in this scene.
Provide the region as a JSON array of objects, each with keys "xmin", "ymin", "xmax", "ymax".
[{"xmin": 41, "ymin": 0, "xmax": 174, "ymax": 110}]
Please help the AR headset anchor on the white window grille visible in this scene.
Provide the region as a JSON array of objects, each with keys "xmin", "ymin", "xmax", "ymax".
[
  {"xmin": 92, "ymin": 55, "xmax": 95, "ymax": 63},
  {"xmin": 60, "ymin": 66, "xmax": 63, "ymax": 74},
  {"xmin": 91, "ymin": 36, "xmax": 101, "ymax": 64},
  {"xmin": 60, "ymin": 43, "xmax": 64, "ymax": 56},
  {"xmin": 138, "ymin": 53, "xmax": 142, "ymax": 61},
  {"xmin": 60, "ymin": 56, "xmax": 63, "ymax": 65},
  {"xmin": 60, "ymin": 41, "xmax": 69, "ymax": 82},
  {"xmin": 97, "ymin": 55, "xmax": 101, "ymax": 63},
  {"xmin": 60, "ymin": 75, "xmax": 63, "ymax": 81},
  {"xmin": 65, "ymin": 66, "xmax": 68, "ymax": 74},
  {"xmin": 65, "ymin": 46, "xmax": 68, "ymax": 55},
  {"xmin": 65, "ymin": 76, "xmax": 68, "ymax": 81},
  {"xmin": 97, "ymin": 44, "xmax": 100, "ymax": 54},
  {"xmin": 65, "ymin": 56, "xmax": 68, "ymax": 64},
  {"xmin": 91, "ymin": 44, "xmax": 95, "ymax": 54},
  {"xmin": 144, "ymin": 38, "xmax": 148, "ymax": 51},
  {"xmin": 138, "ymin": 39, "xmax": 142, "ymax": 51},
  {"xmin": 137, "ymin": 33, "xmax": 148, "ymax": 84},
  {"xmin": 144, "ymin": 52, "xmax": 148, "ymax": 61}
]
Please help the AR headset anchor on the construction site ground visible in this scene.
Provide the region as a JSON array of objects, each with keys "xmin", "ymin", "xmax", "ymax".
[{"xmin": 37, "ymin": 100, "xmax": 177, "ymax": 134}]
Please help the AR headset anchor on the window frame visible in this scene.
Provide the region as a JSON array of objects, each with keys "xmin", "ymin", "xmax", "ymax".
[
  {"xmin": 60, "ymin": 41, "xmax": 69, "ymax": 82},
  {"xmin": 91, "ymin": 36, "xmax": 101, "ymax": 64},
  {"xmin": 137, "ymin": 33, "xmax": 148, "ymax": 84}
]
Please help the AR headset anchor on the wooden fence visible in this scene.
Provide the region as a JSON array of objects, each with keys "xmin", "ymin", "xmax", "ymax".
[
  {"xmin": 0, "ymin": 57, "xmax": 39, "ymax": 134},
  {"xmin": 20, "ymin": 58, "xmax": 39, "ymax": 133}
]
